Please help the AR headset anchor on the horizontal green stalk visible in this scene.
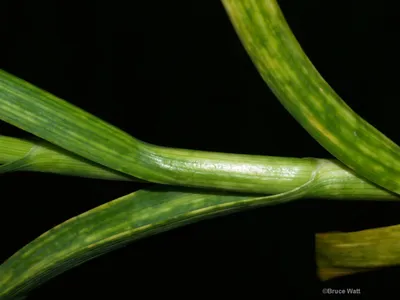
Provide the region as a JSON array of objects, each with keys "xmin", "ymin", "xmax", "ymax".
[
  {"xmin": 0, "ymin": 135, "xmax": 399, "ymax": 200},
  {"xmin": 221, "ymin": 0, "xmax": 400, "ymax": 195},
  {"xmin": 316, "ymin": 224, "xmax": 400, "ymax": 281}
]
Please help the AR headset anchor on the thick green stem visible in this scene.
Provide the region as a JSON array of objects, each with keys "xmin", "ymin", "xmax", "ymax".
[{"xmin": 0, "ymin": 135, "xmax": 398, "ymax": 200}]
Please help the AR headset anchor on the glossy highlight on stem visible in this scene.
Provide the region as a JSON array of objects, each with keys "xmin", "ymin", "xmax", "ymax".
[{"xmin": 0, "ymin": 135, "xmax": 398, "ymax": 200}]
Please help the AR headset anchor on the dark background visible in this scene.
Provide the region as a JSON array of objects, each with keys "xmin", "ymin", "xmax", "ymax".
[{"xmin": 1, "ymin": 0, "xmax": 400, "ymax": 298}]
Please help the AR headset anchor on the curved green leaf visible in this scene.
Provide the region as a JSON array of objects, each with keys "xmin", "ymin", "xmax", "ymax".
[
  {"xmin": 1, "ymin": 179, "xmax": 316, "ymax": 298},
  {"xmin": 221, "ymin": 0, "xmax": 400, "ymax": 195}
]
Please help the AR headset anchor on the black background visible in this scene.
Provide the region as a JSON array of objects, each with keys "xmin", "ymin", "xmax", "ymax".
[{"xmin": 1, "ymin": 0, "xmax": 400, "ymax": 298}]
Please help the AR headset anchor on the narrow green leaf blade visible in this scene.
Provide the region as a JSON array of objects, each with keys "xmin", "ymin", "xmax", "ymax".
[{"xmin": 0, "ymin": 181, "xmax": 314, "ymax": 298}]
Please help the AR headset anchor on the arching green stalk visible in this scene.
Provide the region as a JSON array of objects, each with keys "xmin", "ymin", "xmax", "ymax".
[{"xmin": 221, "ymin": 0, "xmax": 400, "ymax": 195}]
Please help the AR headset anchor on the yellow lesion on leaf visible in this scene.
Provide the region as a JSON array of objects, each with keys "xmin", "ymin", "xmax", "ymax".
[{"xmin": 306, "ymin": 114, "xmax": 340, "ymax": 146}]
